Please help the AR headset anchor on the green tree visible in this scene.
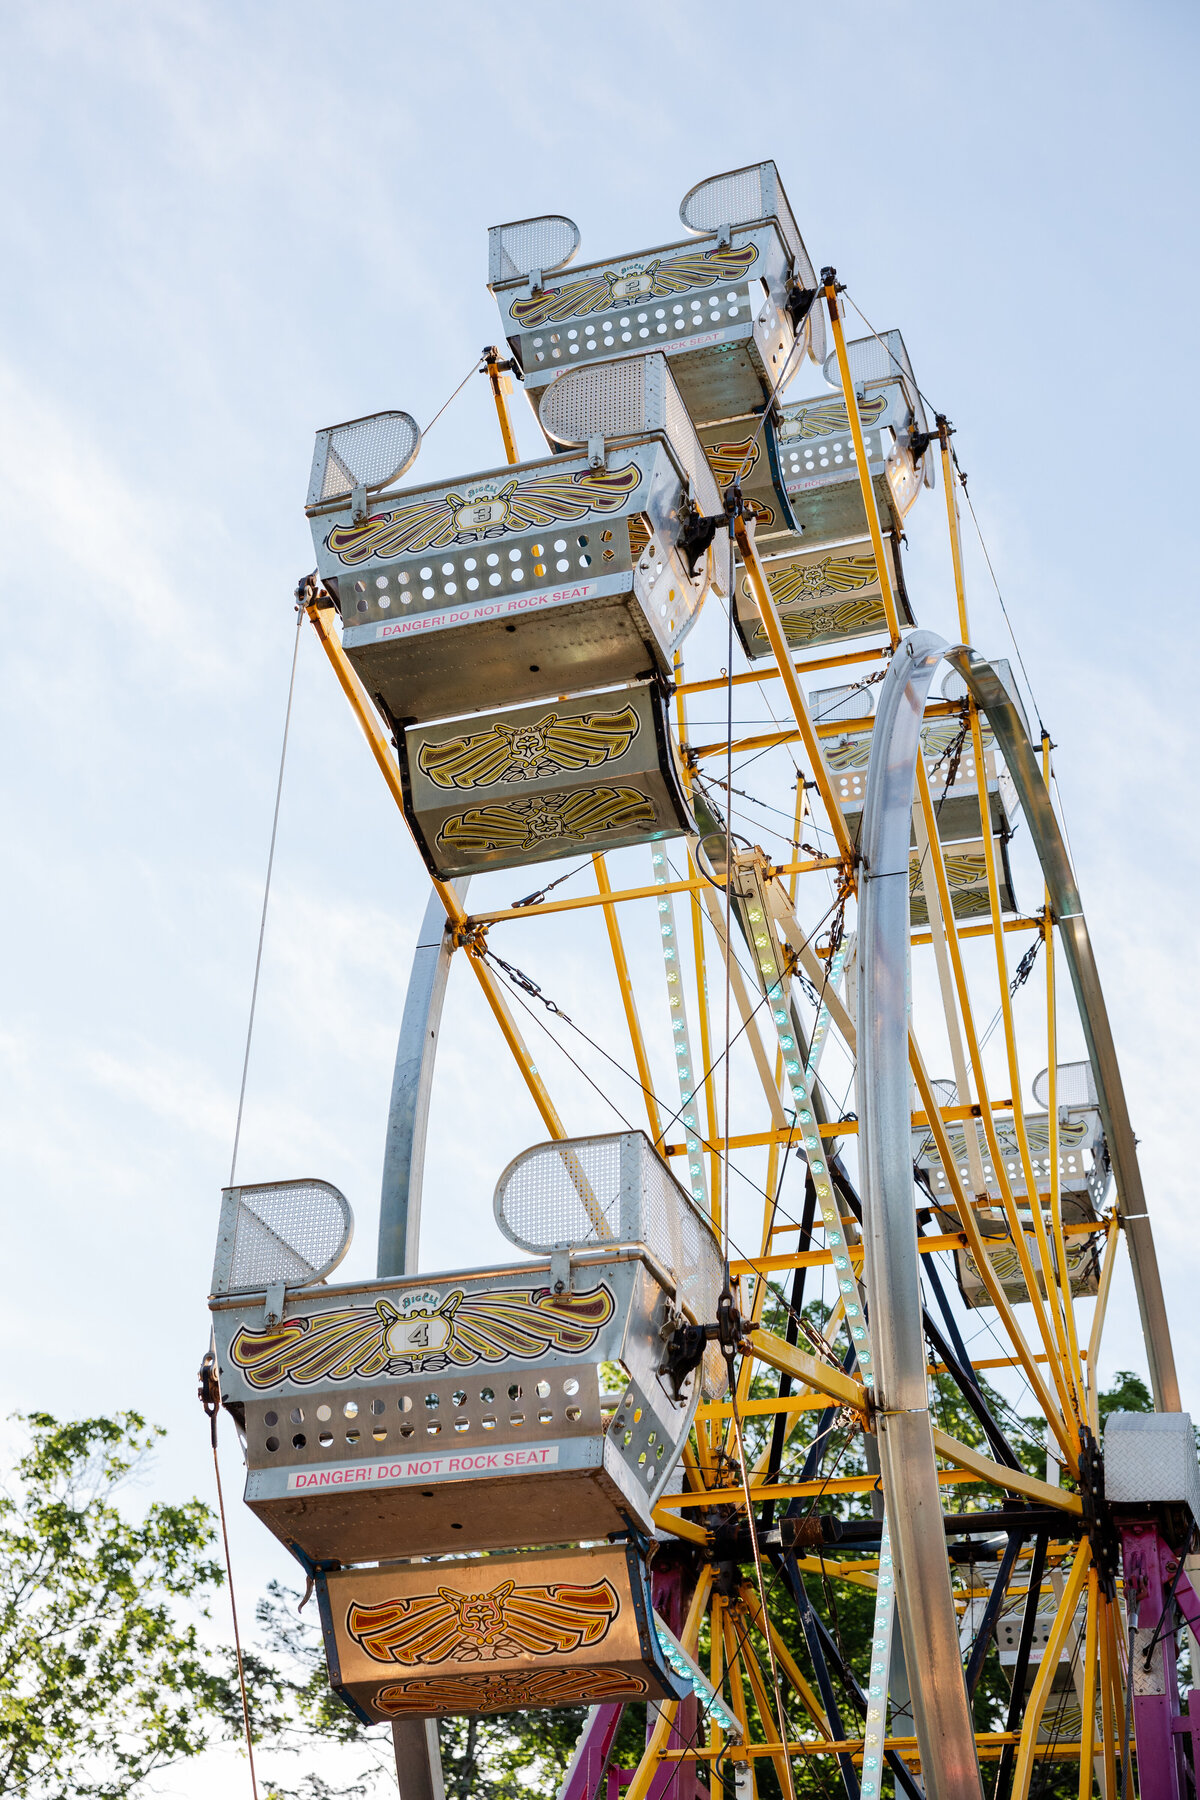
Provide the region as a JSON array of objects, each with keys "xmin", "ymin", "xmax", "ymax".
[{"xmin": 0, "ymin": 1411, "xmax": 226, "ymax": 1798}]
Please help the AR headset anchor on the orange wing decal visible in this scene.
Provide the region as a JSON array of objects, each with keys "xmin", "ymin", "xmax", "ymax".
[
  {"xmin": 228, "ymin": 1283, "xmax": 616, "ymax": 1387},
  {"xmin": 373, "ymin": 1666, "xmax": 649, "ymax": 1714},
  {"xmin": 348, "ymin": 1577, "xmax": 620, "ymax": 1665}
]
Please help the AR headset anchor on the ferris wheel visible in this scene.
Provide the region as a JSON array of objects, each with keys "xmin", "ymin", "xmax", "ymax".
[{"xmin": 205, "ymin": 161, "xmax": 1196, "ymax": 1800}]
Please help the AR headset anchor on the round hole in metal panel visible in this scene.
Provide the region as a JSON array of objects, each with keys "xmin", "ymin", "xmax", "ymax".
[
  {"xmin": 508, "ymin": 1384, "xmax": 522, "ymax": 1400},
  {"xmin": 482, "ymin": 1416, "xmax": 497, "ymax": 1430},
  {"xmin": 290, "ymin": 1407, "xmax": 303, "ymax": 1425},
  {"xmin": 345, "ymin": 1430, "xmax": 359, "ymax": 1444},
  {"xmin": 509, "ymin": 1413, "xmax": 524, "ymax": 1427},
  {"xmin": 480, "ymin": 1387, "xmax": 495, "ymax": 1403},
  {"xmin": 316, "ymin": 1405, "xmax": 332, "ymax": 1422},
  {"xmin": 265, "ymin": 1436, "xmax": 279, "ymax": 1452},
  {"xmin": 371, "ymin": 1399, "xmax": 386, "ymax": 1415},
  {"xmin": 425, "ymin": 1393, "xmax": 439, "ymax": 1409},
  {"xmin": 538, "ymin": 1410, "xmax": 553, "ymax": 1424},
  {"xmin": 535, "ymin": 1381, "xmax": 551, "ymax": 1399},
  {"xmin": 566, "ymin": 1406, "xmax": 582, "ymax": 1422},
  {"xmin": 292, "ymin": 1433, "xmax": 306, "ymax": 1449},
  {"xmin": 399, "ymin": 1424, "xmax": 413, "ymax": 1438},
  {"xmin": 318, "ymin": 1431, "xmax": 333, "ymax": 1447},
  {"xmin": 454, "ymin": 1419, "xmax": 469, "ymax": 1433},
  {"xmin": 264, "ymin": 1411, "xmax": 278, "ymax": 1427},
  {"xmin": 427, "ymin": 1422, "xmax": 441, "ymax": 1435},
  {"xmin": 562, "ymin": 1378, "xmax": 579, "ymax": 1396}
]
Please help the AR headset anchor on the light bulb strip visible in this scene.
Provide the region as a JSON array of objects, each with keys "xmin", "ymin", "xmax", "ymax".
[
  {"xmin": 650, "ymin": 849, "xmax": 708, "ymax": 1210},
  {"xmin": 859, "ymin": 1516, "xmax": 896, "ymax": 1800},
  {"xmin": 654, "ymin": 1617, "xmax": 743, "ymax": 1739}
]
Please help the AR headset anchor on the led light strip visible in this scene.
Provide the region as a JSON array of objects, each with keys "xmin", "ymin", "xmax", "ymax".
[
  {"xmin": 859, "ymin": 1518, "xmax": 896, "ymax": 1800},
  {"xmin": 804, "ymin": 945, "xmax": 847, "ymax": 1086},
  {"xmin": 654, "ymin": 1617, "xmax": 743, "ymax": 1739},
  {"xmin": 650, "ymin": 849, "xmax": 708, "ymax": 1210},
  {"xmin": 734, "ymin": 860, "xmax": 897, "ymax": 1792}
]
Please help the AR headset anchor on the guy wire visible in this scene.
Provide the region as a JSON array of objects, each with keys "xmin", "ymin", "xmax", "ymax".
[{"xmin": 229, "ymin": 603, "xmax": 304, "ymax": 1188}]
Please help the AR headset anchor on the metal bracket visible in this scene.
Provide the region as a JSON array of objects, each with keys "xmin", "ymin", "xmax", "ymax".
[
  {"xmin": 351, "ymin": 483, "xmax": 368, "ymax": 524},
  {"xmin": 587, "ymin": 434, "xmax": 606, "ymax": 470},
  {"xmin": 264, "ymin": 1281, "xmax": 287, "ymax": 1328},
  {"xmin": 550, "ymin": 1248, "xmax": 573, "ymax": 1294},
  {"xmin": 714, "ymin": 224, "xmax": 733, "ymax": 249},
  {"xmin": 524, "ymin": 268, "xmax": 544, "ymax": 297}
]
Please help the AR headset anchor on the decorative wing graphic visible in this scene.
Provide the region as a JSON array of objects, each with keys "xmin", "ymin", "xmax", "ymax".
[
  {"xmin": 374, "ymin": 1666, "xmax": 649, "ymax": 1715},
  {"xmin": 749, "ymin": 597, "xmax": 887, "ymax": 653},
  {"xmin": 511, "ymin": 243, "xmax": 759, "ymax": 328},
  {"xmin": 779, "ymin": 392, "xmax": 889, "ymax": 441},
  {"xmin": 324, "ymin": 464, "xmax": 641, "ymax": 567},
  {"xmin": 437, "ymin": 788, "xmax": 657, "ymax": 857},
  {"xmin": 743, "ymin": 555, "xmax": 879, "ymax": 609},
  {"xmin": 229, "ymin": 1283, "xmax": 615, "ymax": 1387},
  {"xmin": 418, "ymin": 707, "xmax": 641, "ymax": 791},
  {"xmin": 327, "ymin": 496, "xmax": 460, "ymax": 564},
  {"xmin": 348, "ymin": 1578, "xmax": 620, "ymax": 1666},
  {"xmin": 495, "ymin": 462, "xmax": 640, "ymax": 530},
  {"xmin": 702, "ymin": 435, "xmax": 774, "ymax": 526}
]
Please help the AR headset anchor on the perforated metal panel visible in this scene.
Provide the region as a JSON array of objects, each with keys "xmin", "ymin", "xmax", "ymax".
[
  {"xmin": 493, "ymin": 1138, "xmax": 624, "ymax": 1248},
  {"xmin": 679, "ymin": 160, "xmax": 812, "ymax": 288},
  {"xmin": 539, "ymin": 356, "xmax": 721, "ymax": 518},
  {"xmin": 494, "ymin": 1133, "xmax": 726, "ymax": 1396},
  {"xmin": 680, "ymin": 164, "xmax": 771, "ymax": 235},
  {"xmin": 809, "ymin": 684, "xmax": 875, "ymax": 724},
  {"xmin": 822, "ymin": 328, "xmax": 927, "ymax": 436},
  {"xmin": 488, "ymin": 215, "xmax": 581, "ymax": 284},
  {"xmin": 211, "ymin": 1179, "xmax": 354, "ymax": 1295},
  {"xmin": 307, "ymin": 412, "xmax": 421, "ymax": 509},
  {"xmin": 539, "ymin": 358, "xmax": 647, "ymax": 442},
  {"xmin": 1032, "ymin": 1062, "xmax": 1098, "ymax": 1110}
]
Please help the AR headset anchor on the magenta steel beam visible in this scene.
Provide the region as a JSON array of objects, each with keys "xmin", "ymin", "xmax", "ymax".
[{"xmin": 1119, "ymin": 1522, "xmax": 1188, "ymax": 1800}]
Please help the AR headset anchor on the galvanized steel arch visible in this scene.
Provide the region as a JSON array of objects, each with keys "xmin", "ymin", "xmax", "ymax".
[{"xmin": 857, "ymin": 632, "xmax": 1178, "ymax": 1800}]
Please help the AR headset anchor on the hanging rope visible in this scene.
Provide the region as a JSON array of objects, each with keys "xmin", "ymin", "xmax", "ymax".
[
  {"xmin": 199, "ymin": 1353, "xmax": 260, "ymax": 1798},
  {"xmin": 228, "ymin": 604, "xmax": 304, "ymax": 1187}
]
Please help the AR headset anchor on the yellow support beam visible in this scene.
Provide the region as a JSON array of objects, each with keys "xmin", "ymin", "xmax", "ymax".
[
  {"xmin": 930, "ymin": 1428, "xmax": 1083, "ymax": 1513},
  {"xmin": 592, "ymin": 853, "xmax": 662, "ymax": 1143},
  {"xmin": 304, "ymin": 596, "xmax": 568, "ymax": 1142},
  {"xmin": 823, "ymin": 277, "xmax": 901, "ymax": 646},
  {"xmin": 733, "ymin": 515, "xmax": 857, "ymax": 865},
  {"xmin": 751, "ymin": 1328, "xmax": 869, "ymax": 1413},
  {"xmin": 484, "ymin": 346, "xmax": 519, "ymax": 466}
]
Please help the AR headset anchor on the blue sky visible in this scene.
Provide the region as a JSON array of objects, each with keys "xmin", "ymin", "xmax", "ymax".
[{"xmin": 0, "ymin": 2, "xmax": 1196, "ymax": 1790}]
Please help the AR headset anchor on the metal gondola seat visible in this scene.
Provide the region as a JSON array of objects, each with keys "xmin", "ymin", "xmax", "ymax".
[
  {"xmin": 488, "ymin": 161, "xmax": 823, "ymax": 427},
  {"xmin": 731, "ymin": 329, "xmax": 930, "ymax": 656},
  {"xmin": 398, "ymin": 676, "xmax": 696, "ymax": 879},
  {"xmin": 306, "ymin": 355, "xmax": 727, "ymax": 725},
  {"xmin": 912, "ymin": 1063, "xmax": 1108, "ymax": 1308},
  {"xmin": 207, "ymin": 1136, "xmax": 725, "ymax": 1568}
]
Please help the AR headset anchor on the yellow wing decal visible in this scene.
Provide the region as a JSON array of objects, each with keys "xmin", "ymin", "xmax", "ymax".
[
  {"xmin": 418, "ymin": 706, "xmax": 641, "ymax": 791},
  {"xmin": 778, "ymin": 392, "xmax": 889, "ymax": 441},
  {"xmin": 324, "ymin": 464, "xmax": 641, "ymax": 567},
  {"xmin": 511, "ymin": 243, "xmax": 758, "ymax": 328},
  {"xmin": 327, "ymin": 495, "xmax": 460, "ymax": 564},
  {"xmin": 229, "ymin": 1283, "xmax": 615, "ymax": 1387},
  {"xmin": 348, "ymin": 1577, "xmax": 620, "ymax": 1665},
  {"xmin": 436, "ymin": 788, "xmax": 656, "ymax": 856}
]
